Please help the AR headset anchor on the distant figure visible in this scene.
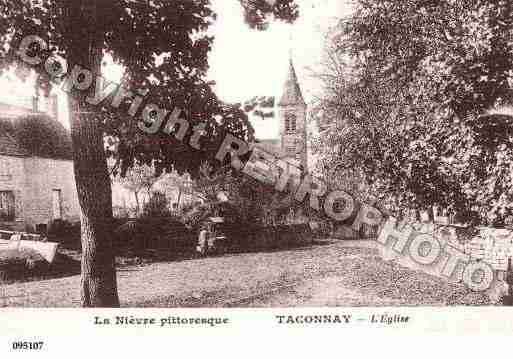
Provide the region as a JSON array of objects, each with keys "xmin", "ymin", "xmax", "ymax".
[
  {"xmin": 207, "ymin": 225, "xmax": 217, "ymax": 253},
  {"xmin": 197, "ymin": 225, "xmax": 209, "ymax": 256}
]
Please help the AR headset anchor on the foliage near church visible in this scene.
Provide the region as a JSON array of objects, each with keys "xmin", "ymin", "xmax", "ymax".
[
  {"xmin": 188, "ymin": 163, "xmax": 306, "ymax": 228},
  {"xmin": 243, "ymin": 96, "xmax": 276, "ymax": 121},
  {"xmin": 314, "ymin": 1, "xmax": 513, "ymax": 225}
]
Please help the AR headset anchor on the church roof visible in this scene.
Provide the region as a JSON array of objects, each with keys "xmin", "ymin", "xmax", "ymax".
[
  {"xmin": 251, "ymin": 139, "xmax": 304, "ymax": 171},
  {"xmin": 255, "ymin": 138, "xmax": 280, "ymax": 152},
  {"xmin": 278, "ymin": 59, "xmax": 306, "ymax": 107}
]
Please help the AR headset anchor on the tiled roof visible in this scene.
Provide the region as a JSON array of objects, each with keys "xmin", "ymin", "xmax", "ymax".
[
  {"xmin": 0, "ymin": 114, "xmax": 72, "ymax": 160},
  {"xmin": 0, "ymin": 102, "xmax": 32, "ymax": 156},
  {"xmin": 252, "ymin": 138, "xmax": 281, "ymax": 157},
  {"xmin": 0, "ymin": 131, "xmax": 28, "ymax": 157},
  {"xmin": 255, "ymin": 138, "xmax": 279, "ymax": 148},
  {"xmin": 278, "ymin": 59, "xmax": 306, "ymax": 107},
  {"xmin": 251, "ymin": 139, "xmax": 303, "ymax": 170}
]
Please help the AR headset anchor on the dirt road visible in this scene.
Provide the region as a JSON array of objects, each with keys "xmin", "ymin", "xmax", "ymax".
[{"xmin": 0, "ymin": 241, "xmax": 490, "ymax": 307}]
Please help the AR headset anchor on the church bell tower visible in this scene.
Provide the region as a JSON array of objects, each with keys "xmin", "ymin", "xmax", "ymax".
[{"xmin": 278, "ymin": 58, "xmax": 308, "ymax": 171}]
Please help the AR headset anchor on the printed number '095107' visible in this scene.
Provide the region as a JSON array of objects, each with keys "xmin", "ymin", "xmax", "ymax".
[{"xmin": 12, "ymin": 341, "xmax": 44, "ymax": 350}]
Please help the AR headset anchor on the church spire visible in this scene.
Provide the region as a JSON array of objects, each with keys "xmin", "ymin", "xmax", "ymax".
[{"xmin": 278, "ymin": 57, "xmax": 306, "ymax": 107}]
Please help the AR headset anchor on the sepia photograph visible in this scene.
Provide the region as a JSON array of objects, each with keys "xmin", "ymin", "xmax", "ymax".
[{"xmin": 1, "ymin": 1, "xmax": 513, "ymax": 351}]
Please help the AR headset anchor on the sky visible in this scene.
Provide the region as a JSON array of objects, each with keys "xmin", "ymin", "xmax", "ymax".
[
  {"xmin": 209, "ymin": 0, "xmax": 351, "ymax": 138},
  {"xmin": 0, "ymin": 0, "xmax": 352, "ymax": 139}
]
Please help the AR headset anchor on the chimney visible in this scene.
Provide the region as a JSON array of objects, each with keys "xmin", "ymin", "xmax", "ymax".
[
  {"xmin": 32, "ymin": 96, "xmax": 39, "ymax": 112},
  {"xmin": 50, "ymin": 94, "xmax": 59, "ymax": 120}
]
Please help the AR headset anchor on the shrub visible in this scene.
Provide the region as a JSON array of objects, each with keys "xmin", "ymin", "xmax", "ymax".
[
  {"xmin": 113, "ymin": 219, "xmax": 141, "ymax": 253},
  {"xmin": 48, "ymin": 220, "xmax": 81, "ymax": 248},
  {"xmin": 114, "ymin": 217, "xmax": 193, "ymax": 255},
  {"xmin": 0, "ymin": 248, "xmax": 47, "ymax": 282},
  {"xmin": 113, "ymin": 205, "xmax": 131, "ymax": 219},
  {"xmin": 182, "ymin": 203, "xmax": 212, "ymax": 231},
  {"xmin": 142, "ymin": 191, "xmax": 171, "ymax": 218}
]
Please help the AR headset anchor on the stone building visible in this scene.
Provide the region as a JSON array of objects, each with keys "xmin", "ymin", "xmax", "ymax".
[
  {"xmin": 255, "ymin": 58, "xmax": 308, "ymax": 172},
  {"xmin": 0, "ymin": 96, "xmax": 80, "ymax": 232},
  {"xmin": 250, "ymin": 58, "xmax": 309, "ymax": 224},
  {"xmin": 277, "ymin": 58, "xmax": 308, "ymax": 171}
]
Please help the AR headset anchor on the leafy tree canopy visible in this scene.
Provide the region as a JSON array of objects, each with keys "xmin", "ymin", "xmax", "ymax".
[
  {"xmin": 242, "ymin": 95, "xmax": 275, "ymax": 121},
  {"xmin": 315, "ymin": 0, "xmax": 513, "ymax": 225},
  {"xmin": 0, "ymin": 0, "xmax": 299, "ymax": 178}
]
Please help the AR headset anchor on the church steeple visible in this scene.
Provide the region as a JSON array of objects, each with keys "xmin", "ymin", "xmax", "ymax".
[
  {"xmin": 277, "ymin": 56, "xmax": 308, "ymax": 171},
  {"xmin": 278, "ymin": 58, "xmax": 306, "ymax": 107}
]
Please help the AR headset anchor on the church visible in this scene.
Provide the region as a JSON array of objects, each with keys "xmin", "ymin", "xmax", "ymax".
[
  {"xmin": 253, "ymin": 58, "xmax": 308, "ymax": 172},
  {"xmin": 247, "ymin": 58, "xmax": 310, "ymax": 224}
]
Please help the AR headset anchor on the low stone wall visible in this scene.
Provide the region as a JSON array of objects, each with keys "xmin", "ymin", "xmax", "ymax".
[
  {"xmin": 332, "ymin": 223, "xmax": 379, "ymax": 240},
  {"xmin": 374, "ymin": 220, "xmax": 513, "ymax": 302},
  {"xmin": 448, "ymin": 227, "xmax": 511, "ymax": 271},
  {"xmin": 334, "ymin": 219, "xmax": 513, "ymax": 273},
  {"xmin": 404, "ymin": 222, "xmax": 513, "ymax": 272}
]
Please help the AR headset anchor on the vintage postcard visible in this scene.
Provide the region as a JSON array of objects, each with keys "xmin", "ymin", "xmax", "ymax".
[{"xmin": 0, "ymin": 0, "xmax": 513, "ymax": 356}]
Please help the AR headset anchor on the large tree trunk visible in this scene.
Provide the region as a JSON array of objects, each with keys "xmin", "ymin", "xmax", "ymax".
[
  {"xmin": 66, "ymin": 0, "xmax": 119, "ymax": 307},
  {"xmin": 70, "ymin": 101, "xmax": 119, "ymax": 307}
]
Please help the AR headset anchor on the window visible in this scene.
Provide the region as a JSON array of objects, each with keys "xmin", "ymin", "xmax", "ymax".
[
  {"xmin": 0, "ymin": 191, "xmax": 15, "ymax": 221},
  {"xmin": 285, "ymin": 113, "xmax": 296, "ymax": 132},
  {"xmin": 0, "ymin": 159, "xmax": 12, "ymax": 180}
]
